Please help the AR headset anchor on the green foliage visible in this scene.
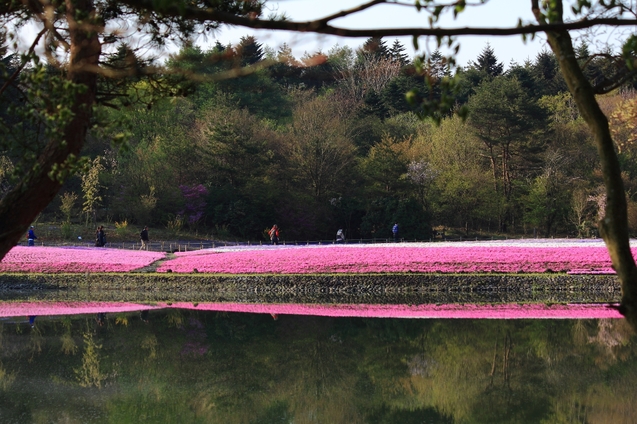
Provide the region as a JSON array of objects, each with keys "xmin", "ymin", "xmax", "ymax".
[
  {"xmin": 60, "ymin": 222, "xmax": 72, "ymax": 239},
  {"xmin": 13, "ymin": 32, "xmax": 637, "ymax": 242},
  {"xmin": 81, "ymin": 156, "xmax": 105, "ymax": 226},
  {"xmin": 115, "ymin": 219, "xmax": 131, "ymax": 238},
  {"xmin": 522, "ymin": 170, "xmax": 571, "ymax": 237},
  {"xmin": 0, "ymin": 59, "xmax": 88, "ymax": 182},
  {"xmin": 59, "ymin": 191, "xmax": 78, "ymax": 223},
  {"xmin": 166, "ymin": 214, "xmax": 184, "ymax": 236},
  {"xmin": 360, "ymin": 197, "xmax": 431, "ymax": 240}
]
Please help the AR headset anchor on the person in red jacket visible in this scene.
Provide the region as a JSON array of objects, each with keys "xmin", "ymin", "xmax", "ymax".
[{"xmin": 268, "ymin": 224, "xmax": 280, "ymax": 245}]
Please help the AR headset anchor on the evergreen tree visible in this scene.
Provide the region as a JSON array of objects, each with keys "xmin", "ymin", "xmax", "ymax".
[
  {"xmin": 427, "ymin": 50, "xmax": 449, "ymax": 81},
  {"xmin": 534, "ymin": 50, "xmax": 558, "ymax": 82},
  {"xmin": 270, "ymin": 43, "xmax": 302, "ymax": 88},
  {"xmin": 237, "ymin": 35, "xmax": 264, "ymax": 66},
  {"xmin": 213, "ymin": 41, "xmax": 226, "ymax": 53},
  {"xmin": 507, "ymin": 61, "xmax": 539, "ymax": 98},
  {"xmin": 276, "ymin": 43, "xmax": 298, "ymax": 66},
  {"xmin": 299, "ymin": 51, "xmax": 338, "ymax": 89},
  {"xmin": 530, "ymin": 50, "xmax": 567, "ymax": 96},
  {"xmin": 389, "ymin": 39, "xmax": 409, "ymax": 66},
  {"xmin": 472, "ymin": 43, "xmax": 504, "ymax": 77},
  {"xmin": 360, "ymin": 37, "xmax": 390, "ymax": 61}
]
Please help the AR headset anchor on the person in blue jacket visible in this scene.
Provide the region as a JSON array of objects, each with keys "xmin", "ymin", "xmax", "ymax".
[
  {"xmin": 27, "ymin": 226, "xmax": 37, "ymax": 246},
  {"xmin": 392, "ymin": 223, "xmax": 399, "ymax": 242}
]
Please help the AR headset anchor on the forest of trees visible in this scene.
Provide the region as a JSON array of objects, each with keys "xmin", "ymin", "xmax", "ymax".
[{"xmin": 6, "ymin": 36, "xmax": 637, "ymax": 242}]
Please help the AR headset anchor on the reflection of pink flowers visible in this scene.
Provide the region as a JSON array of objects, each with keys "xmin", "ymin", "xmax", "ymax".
[
  {"xmin": 167, "ymin": 302, "xmax": 623, "ymax": 319},
  {"xmin": 0, "ymin": 301, "xmax": 622, "ymax": 319},
  {"xmin": 0, "ymin": 246, "xmax": 165, "ymax": 273},
  {"xmin": 0, "ymin": 301, "xmax": 160, "ymax": 316},
  {"xmin": 156, "ymin": 245, "xmax": 624, "ymax": 274}
]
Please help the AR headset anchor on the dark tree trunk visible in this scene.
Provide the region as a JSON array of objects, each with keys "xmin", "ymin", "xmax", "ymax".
[
  {"xmin": 0, "ymin": 0, "xmax": 100, "ymax": 258},
  {"xmin": 533, "ymin": 0, "xmax": 637, "ymax": 328}
]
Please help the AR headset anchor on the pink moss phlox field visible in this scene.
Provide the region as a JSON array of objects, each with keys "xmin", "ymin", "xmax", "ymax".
[
  {"xmin": 156, "ymin": 245, "xmax": 628, "ymax": 274},
  {"xmin": 166, "ymin": 302, "xmax": 623, "ymax": 319},
  {"xmin": 0, "ymin": 246, "xmax": 165, "ymax": 273}
]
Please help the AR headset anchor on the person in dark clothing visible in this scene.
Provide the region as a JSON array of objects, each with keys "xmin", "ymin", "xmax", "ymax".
[
  {"xmin": 27, "ymin": 226, "xmax": 37, "ymax": 246},
  {"xmin": 140, "ymin": 226, "xmax": 149, "ymax": 250},
  {"xmin": 392, "ymin": 223, "xmax": 399, "ymax": 242},
  {"xmin": 95, "ymin": 226, "xmax": 106, "ymax": 247}
]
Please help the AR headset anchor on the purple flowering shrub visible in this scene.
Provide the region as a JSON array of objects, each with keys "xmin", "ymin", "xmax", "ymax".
[{"xmin": 179, "ymin": 184, "xmax": 208, "ymax": 228}]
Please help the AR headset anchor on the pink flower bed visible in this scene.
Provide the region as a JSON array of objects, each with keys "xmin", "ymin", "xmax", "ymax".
[
  {"xmin": 0, "ymin": 246, "xmax": 165, "ymax": 273},
  {"xmin": 156, "ymin": 245, "xmax": 625, "ymax": 274}
]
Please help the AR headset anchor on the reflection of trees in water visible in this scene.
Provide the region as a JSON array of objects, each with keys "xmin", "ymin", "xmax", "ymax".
[
  {"xmin": 141, "ymin": 335, "xmax": 158, "ymax": 360},
  {"xmin": 276, "ymin": 316, "xmax": 362, "ymax": 423},
  {"xmin": 75, "ymin": 331, "xmax": 106, "ymax": 388},
  {"xmin": 28, "ymin": 325, "xmax": 44, "ymax": 360},
  {"xmin": 589, "ymin": 319, "xmax": 632, "ymax": 361},
  {"xmin": 60, "ymin": 333, "xmax": 78, "ymax": 356},
  {"xmin": 0, "ymin": 312, "xmax": 635, "ymax": 422},
  {"xmin": 0, "ymin": 361, "xmax": 16, "ymax": 391},
  {"xmin": 166, "ymin": 310, "xmax": 185, "ymax": 328}
]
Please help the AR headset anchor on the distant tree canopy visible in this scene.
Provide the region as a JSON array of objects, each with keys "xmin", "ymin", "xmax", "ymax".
[{"xmin": 22, "ymin": 39, "xmax": 629, "ymax": 243}]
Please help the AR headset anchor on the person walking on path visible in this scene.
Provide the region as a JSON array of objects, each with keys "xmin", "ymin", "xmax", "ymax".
[
  {"xmin": 269, "ymin": 224, "xmax": 280, "ymax": 245},
  {"xmin": 95, "ymin": 225, "xmax": 106, "ymax": 247},
  {"xmin": 336, "ymin": 229, "xmax": 345, "ymax": 243},
  {"xmin": 27, "ymin": 226, "xmax": 37, "ymax": 246},
  {"xmin": 392, "ymin": 223, "xmax": 399, "ymax": 242},
  {"xmin": 140, "ymin": 226, "xmax": 149, "ymax": 250}
]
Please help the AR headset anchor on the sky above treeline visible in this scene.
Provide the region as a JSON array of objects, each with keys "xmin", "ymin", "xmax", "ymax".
[
  {"xmin": 209, "ymin": 0, "xmax": 624, "ymax": 69},
  {"xmin": 12, "ymin": 0, "xmax": 620, "ymax": 70},
  {"xmin": 212, "ymin": 0, "xmax": 550, "ymax": 69}
]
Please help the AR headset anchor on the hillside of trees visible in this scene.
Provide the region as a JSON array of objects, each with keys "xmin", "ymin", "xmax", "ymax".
[{"xmin": 24, "ymin": 36, "xmax": 637, "ymax": 242}]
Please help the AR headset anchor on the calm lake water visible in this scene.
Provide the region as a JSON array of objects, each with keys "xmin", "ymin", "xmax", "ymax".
[{"xmin": 0, "ymin": 305, "xmax": 635, "ymax": 423}]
